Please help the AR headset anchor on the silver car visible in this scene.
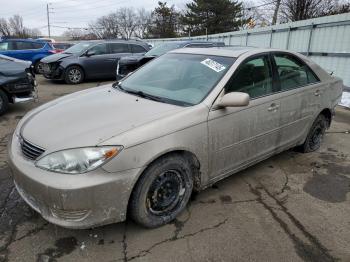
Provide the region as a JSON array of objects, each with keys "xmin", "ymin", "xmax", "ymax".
[{"xmin": 8, "ymin": 48, "xmax": 343, "ymax": 229}]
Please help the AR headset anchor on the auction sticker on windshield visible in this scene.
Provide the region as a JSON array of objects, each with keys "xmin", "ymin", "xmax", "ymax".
[{"xmin": 201, "ymin": 58, "xmax": 226, "ymax": 72}]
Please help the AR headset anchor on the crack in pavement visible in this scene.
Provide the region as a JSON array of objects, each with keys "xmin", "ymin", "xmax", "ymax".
[
  {"xmin": 14, "ymin": 222, "xmax": 48, "ymax": 242},
  {"xmin": 125, "ymin": 218, "xmax": 228, "ymax": 261},
  {"xmin": 244, "ymin": 179, "xmax": 338, "ymax": 262},
  {"xmin": 122, "ymin": 222, "xmax": 128, "ymax": 262}
]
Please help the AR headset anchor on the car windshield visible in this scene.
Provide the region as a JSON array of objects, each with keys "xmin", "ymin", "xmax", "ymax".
[
  {"xmin": 145, "ymin": 42, "xmax": 184, "ymax": 57},
  {"xmin": 63, "ymin": 42, "xmax": 96, "ymax": 54},
  {"xmin": 118, "ymin": 53, "xmax": 235, "ymax": 106}
]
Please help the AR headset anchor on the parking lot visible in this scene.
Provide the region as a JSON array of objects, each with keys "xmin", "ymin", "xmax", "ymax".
[{"xmin": 0, "ymin": 76, "xmax": 349, "ymax": 262}]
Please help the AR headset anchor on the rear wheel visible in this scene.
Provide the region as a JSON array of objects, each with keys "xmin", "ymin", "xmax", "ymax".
[
  {"xmin": 0, "ymin": 90, "xmax": 9, "ymax": 115},
  {"xmin": 129, "ymin": 154, "xmax": 193, "ymax": 228},
  {"xmin": 64, "ymin": 66, "xmax": 84, "ymax": 84},
  {"xmin": 300, "ymin": 114, "xmax": 328, "ymax": 153}
]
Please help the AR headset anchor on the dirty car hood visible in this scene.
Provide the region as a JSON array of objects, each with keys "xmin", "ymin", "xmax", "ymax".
[
  {"xmin": 20, "ymin": 85, "xmax": 184, "ymax": 151},
  {"xmin": 0, "ymin": 55, "xmax": 31, "ymax": 84}
]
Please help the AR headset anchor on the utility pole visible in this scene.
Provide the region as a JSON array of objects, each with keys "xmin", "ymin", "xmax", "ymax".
[
  {"xmin": 47, "ymin": 3, "xmax": 51, "ymax": 37},
  {"xmin": 272, "ymin": 0, "xmax": 281, "ymax": 25}
]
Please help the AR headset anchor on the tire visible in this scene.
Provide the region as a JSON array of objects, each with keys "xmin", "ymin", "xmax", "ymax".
[
  {"xmin": 129, "ymin": 154, "xmax": 193, "ymax": 228},
  {"xmin": 0, "ymin": 90, "xmax": 9, "ymax": 115},
  {"xmin": 34, "ymin": 61, "xmax": 43, "ymax": 74},
  {"xmin": 300, "ymin": 114, "xmax": 328, "ymax": 153},
  {"xmin": 64, "ymin": 66, "xmax": 84, "ymax": 84}
]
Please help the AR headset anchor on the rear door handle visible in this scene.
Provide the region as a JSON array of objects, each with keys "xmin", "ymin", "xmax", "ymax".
[
  {"xmin": 268, "ymin": 103, "xmax": 280, "ymax": 112},
  {"xmin": 314, "ymin": 90, "xmax": 321, "ymax": 96}
]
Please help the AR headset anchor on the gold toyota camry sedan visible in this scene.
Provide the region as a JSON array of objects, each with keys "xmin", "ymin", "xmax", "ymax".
[{"xmin": 8, "ymin": 47, "xmax": 343, "ymax": 229}]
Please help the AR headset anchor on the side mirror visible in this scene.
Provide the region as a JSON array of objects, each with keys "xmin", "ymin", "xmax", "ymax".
[
  {"xmin": 85, "ymin": 50, "xmax": 95, "ymax": 57},
  {"xmin": 216, "ymin": 92, "xmax": 250, "ymax": 108}
]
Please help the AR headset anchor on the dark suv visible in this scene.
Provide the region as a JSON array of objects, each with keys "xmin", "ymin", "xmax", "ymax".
[
  {"xmin": 0, "ymin": 55, "xmax": 37, "ymax": 115},
  {"xmin": 116, "ymin": 41, "xmax": 225, "ymax": 80},
  {"xmin": 41, "ymin": 40, "xmax": 150, "ymax": 84}
]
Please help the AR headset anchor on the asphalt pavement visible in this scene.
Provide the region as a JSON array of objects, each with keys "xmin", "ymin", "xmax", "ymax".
[{"xmin": 0, "ymin": 76, "xmax": 349, "ymax": 262}]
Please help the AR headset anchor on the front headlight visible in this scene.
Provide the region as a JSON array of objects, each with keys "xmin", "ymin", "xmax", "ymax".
[{"xmin": 35, "ymin": 146, "xmax": 123, "ymax": 174}]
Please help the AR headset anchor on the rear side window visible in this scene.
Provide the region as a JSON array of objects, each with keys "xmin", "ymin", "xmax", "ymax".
[
  {"xmin": 109, "ymin": 43, "xmax": 129, "ymax": 53},
  {"xmin": 0, "ymin": 42, "xmax": 9, "ymax": 51},
  {"xmin": 273, "ymin": 54, "xmax": 319, "ymax": 91},
  {"xmin": 131, "ymin": 44, "xmax": 146, "ymax": 53},
  {"xmin": 225, "ymin": 55, "xmax": 274, "ymax": 99},
  {"xmin": 15, "ymin": 41, "xmax": 36, "ymax": 50}
]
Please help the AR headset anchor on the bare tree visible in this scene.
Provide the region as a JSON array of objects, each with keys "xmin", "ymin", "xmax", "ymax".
[
  {"xmin": 8, "ymin": 15, "xmax": 26, "ymax": 37},
  {"xmin": 89, "ymin": 13, "xmax": 119, "ymax": 39},
  {"xmin": 134, "ymin": 8, "xmax": 151, "ymax": 38},
  {"xmin": 272, "ymin": 0, "xmax": 281, "ymax": 25},
  {"xmin": 88, "ymin": 7, "xmax": 152, "ymax": 39},
  {"xmin": 0, "ymin": 15, "xmax": 41, "ymax": 38},
  {"xmin": 117, "ymin": 7, "xmax": 138, "ymax": 39},
  {"xmin": 63, "ymin": 29, "xmax": 87, "ymax": 40},
  {"xmin": 279, "ymin": 0, "xmax": 349, "ymax": 22},
  {"xmin": 0, "ymin": 18, "xmax": 11, "ymax": 36}
]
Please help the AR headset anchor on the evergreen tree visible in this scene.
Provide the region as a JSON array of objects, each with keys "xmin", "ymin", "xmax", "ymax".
[
  {"xmin": 181, "ymin": 0, "xmax": 246, "ymax": 36},
  {"xmin": 148, "ymin": 2, "xmax": 180, "ymax": 38}
]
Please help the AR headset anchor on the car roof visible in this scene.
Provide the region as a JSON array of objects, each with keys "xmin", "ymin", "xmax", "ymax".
[
  {"xmin": 1, "ymin": 38, "xmax": 44, "ymax": 43},
  {"xmin": 80, "ymin": 39, "xmax": 149, "ymax": 46},
  {"xmin": 170, "ymin": 46, "xmax": 291, "ymax": 58}
]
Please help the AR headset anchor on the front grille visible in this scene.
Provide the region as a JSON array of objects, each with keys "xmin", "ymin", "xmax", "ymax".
[
  {"xmin": 20, "ymin": 138, "xmax": 45, "ymax": 160},
  {"xmin": 51, "ymin": 207, "xmax": 90, "ymax": 221}
]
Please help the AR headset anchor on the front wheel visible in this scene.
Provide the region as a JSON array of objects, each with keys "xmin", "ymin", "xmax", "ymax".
[
  {"xmin": 129, "ymin": 154, "xmax": 193, "ymax": 228},
  {"xmin": 0, "ymin": 90, "xmax": 9, "ymax": 115},
  {"xmin": 300, "ymin": 114, "xmax": 328, "ymax": 153},
  {"xmin": 34, "ymin": 61, "xmax": 43, "ymax": 74},
  {"xmin": 64, "ymin": 66, "xmax": 84, "ymax": 84}
]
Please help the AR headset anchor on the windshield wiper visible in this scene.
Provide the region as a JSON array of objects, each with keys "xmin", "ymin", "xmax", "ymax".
[{"xmin": 113, "ymin": 82, "xmax": 164, "ymax": 102}]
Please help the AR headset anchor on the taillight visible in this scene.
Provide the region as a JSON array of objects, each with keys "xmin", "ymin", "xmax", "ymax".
[{"xmin": 49, "ymin": 49, "xmax": 62, "ymax": 54}]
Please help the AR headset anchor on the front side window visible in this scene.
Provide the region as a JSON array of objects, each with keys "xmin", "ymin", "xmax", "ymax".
[
  {"xmin": 64, "ymin": 42, "xmax": 96, "ymax": 55},
  {"xmin": 109, "ymin": 43, "xmax": 129, "ymax": 53},
  {"xmin": 119, "ymin": 53, "xmax": 235, "ymax": 106},
  {"xmin": 88, "ymin": 43, "xmax": 108, "ymax": 55},
  {"xmin": 274, "ymin": 54, "xmax": 319, "ymax": 91},
  {"xmin": 225, "ymin": 55, "xmax": 273, "ymax": 99}
]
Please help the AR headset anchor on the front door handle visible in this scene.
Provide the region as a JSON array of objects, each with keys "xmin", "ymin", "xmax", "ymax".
[
  {"xmin": 268, "ymin": 103, "xmax": 280, "ymax": 112},
  {"xmin": 314, "ymin": 90, "xmax": 321, "ymax": 96}
]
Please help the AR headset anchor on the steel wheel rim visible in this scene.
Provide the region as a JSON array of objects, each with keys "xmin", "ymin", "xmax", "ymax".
[
  {"xmin": 146, "ymin": 170, "xmax": 186, "ymax": 216},
  {"xmin": 68, "ymin": 69, "xmax": 81, "ymax": 83}
]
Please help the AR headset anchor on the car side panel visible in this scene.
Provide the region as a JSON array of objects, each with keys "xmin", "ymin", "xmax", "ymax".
[{"xmin": 207, "ymin": 94, "xmax": 282, "ymax": 181}]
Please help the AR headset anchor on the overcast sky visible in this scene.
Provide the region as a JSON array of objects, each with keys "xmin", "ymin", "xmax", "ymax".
[{"xmin": 0, "ymin": 0, "xmax": 262, "ymax": 36}]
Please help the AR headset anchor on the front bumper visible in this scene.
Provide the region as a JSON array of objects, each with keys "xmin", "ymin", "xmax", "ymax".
[
  {"xmin": 42, "ymin": 63, "xmax": 65, "ymax": 80},
  {"xmin": 8, "ymin": 134, "xmax": 141, "ymax": 229}
]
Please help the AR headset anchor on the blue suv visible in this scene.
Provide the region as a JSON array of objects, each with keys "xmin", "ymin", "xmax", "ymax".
[{"xmin": 0, "ymin": 39, "xmax": 55, "ymax": 72}]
